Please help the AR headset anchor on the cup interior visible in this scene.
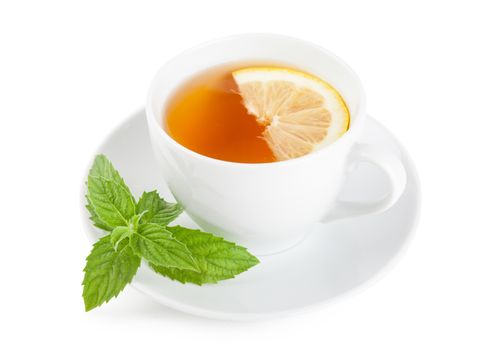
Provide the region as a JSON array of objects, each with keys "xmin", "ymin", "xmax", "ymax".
[{"xmin": 147, "ymin": 34, "xmax": 366, "ymax": 155}]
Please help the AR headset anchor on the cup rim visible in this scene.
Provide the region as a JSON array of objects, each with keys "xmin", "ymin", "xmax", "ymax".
[{"xmin": 146, "ymin": 33, "xmax": 366, "ymax": 168}]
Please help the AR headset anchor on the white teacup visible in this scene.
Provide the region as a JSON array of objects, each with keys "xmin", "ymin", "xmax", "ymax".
[{"xmin": 146, "ymin": 34, "xmax": 407, "ymax": 255}]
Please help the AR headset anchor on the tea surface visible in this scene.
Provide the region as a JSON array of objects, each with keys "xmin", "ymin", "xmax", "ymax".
[{"xmin": 164, "ymin": 64, "xmax": 276, "ymax": 163}]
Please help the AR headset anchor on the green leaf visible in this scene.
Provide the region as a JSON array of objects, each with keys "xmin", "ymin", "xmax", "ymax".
[
  {"xmin": 85, "ymin": 201, "xmax": 114, "ymax": 231},
  {"xmin": 82, "ymin": 235, "xmax": 141, "ymax": 311},
  {"xmin": 87, "ymin": 176, "xmax": 136, "ymax": 228},
  {"xmin": 109, "ymin": 226, "xmax": 134, "ymax": 250},
  {"xmin": 136, "ymin": 191, "xmax": 183, "ymax": 226},
  {"xmin": 130, "ymin": 223, "xmax": 198, "ymax": 271},
  {"xmin": 89, "ymin": 154, "xmax": 130, "ymax": 191},
  {"xmin": 150, "ymin": 226, "xmax": 259, "ymax": 285},
  {"xmin": 86, "ymin": 155, "xmax": 136, "ymax": 230}
]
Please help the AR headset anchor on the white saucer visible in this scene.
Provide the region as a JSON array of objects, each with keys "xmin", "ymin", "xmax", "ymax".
[{"xmin": 81, "ymin": 110, "xmax": 421, "ymax": 321}]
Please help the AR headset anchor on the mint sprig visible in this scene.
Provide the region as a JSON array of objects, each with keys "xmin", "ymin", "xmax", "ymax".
[{"xmin": 83, "ymin": 155, "xmax": 259, "ymax": 311}]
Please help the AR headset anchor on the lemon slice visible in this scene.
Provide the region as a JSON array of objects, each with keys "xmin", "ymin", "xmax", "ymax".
[{"xmin": 232, "ymin": 67, "xmax": 349, "ymax": 161}]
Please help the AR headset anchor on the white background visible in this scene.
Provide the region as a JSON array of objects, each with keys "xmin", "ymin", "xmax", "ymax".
[{"xmin": 1, "ymin": 0, "xmax": 499, "ymax": 348}]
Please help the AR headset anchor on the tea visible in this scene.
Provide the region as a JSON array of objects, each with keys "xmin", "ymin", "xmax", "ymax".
[
  {"xmin": 164, "ymin": 63, "xmax": 275, "ymax": 163},
  {"xmin": 164, "ymin": 64, "xmax": 349, "ymax": 163}
]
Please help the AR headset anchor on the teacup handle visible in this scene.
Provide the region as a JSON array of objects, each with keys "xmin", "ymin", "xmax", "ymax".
[{"xmin": 322, "ymin": 143, "xmax": 407, "ymax": 222}]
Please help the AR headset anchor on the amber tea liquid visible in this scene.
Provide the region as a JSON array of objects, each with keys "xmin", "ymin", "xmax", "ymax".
[{"xmin": 164, "ymin": 64, "xmax": 276, "ymax": 163}]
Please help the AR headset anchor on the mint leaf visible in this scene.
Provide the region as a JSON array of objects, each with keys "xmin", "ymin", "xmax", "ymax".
[
  {"xmin": 87, "ymin": 176, "xmax": 135, "ymax": 228},
  {"xmin": 130, "ymin": 223, "xmax": 198, "ymax": 271},
  {"xmin": 86, "ymin": 155, "xmax": 136, "ymax": 230},
  {"xmin": 89, "ymin": 155, "xmax": 130, "ymax": 191},
  {"xmin": 109, "ymin": 226, "xmax": 133, "ymax": 250},
  {"xmin": 85, "ymin": 201, "xmax": 114, "ymax": 231},
  {"xmin": 82, "ymin": 235, "xmax": 140, "ymax": 311},
  {"xmin": 136, "ymin": 191, "xmax": 183, "ymax": 226},
  {"xmin": 150, "ymin": 226, "xmax": 259, "ymax": 285}
]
